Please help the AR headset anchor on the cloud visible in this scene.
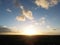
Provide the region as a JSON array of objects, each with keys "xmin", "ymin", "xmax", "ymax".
[
  {"xmin": 28, "ymin": 17, "xmax": 46, "ymax": 26},
  {"xmin": 35, "ymin": 0, "xmax": 59, "ymax": 9},
  {"xmin": 0, "ymin": 26, "xmax": 21, "ymax": 35},
  {"xmin": 15, "ymin": 2, "xmax": 33, "ymax": 21},
  {"xmin": 46, "ymin": 25, "xmax": 56, "ymax": 32},
  {"xmin": 31, "ymin": 20, "xmax": 39, "ymax": 25},
  {"xmin": 2, "ymin": 25, "xmax": 7, "ymax": 28},
  {"xmin": 50, "ymin": 0, "xmax": 59, "ymax": 6},
  {"xmin": 20, "ymin": 5, "xmax": 24, "ymax": 9},
  {"xmin": 6, "ymin": 8, "xmax": 12, "ymax": 12},
  {"xmin": 0, "ymin": 26, "xmax": 11, "ymax": 33},
  {"xmin": 39, "ymin": 17, "xmax": 46, "ymax": 25},
  {"xmin": 43, "ymin": 31, "xmax": 60, "ymax": 35},
  {"xmin": 22, "ymin": 9, "xmax": 34, "ymax": 20},
  {"xmin": 16, "ymin": 15, "xmax": 25, "ymax": 21},
  {"xmin": 16, "ymin": 7, "xmax": 34, "ymax": 22},
  {"xmin": 46, "ymin": 25, "xmax": 57, "ymax": 31},
  {"xmin": 9, "ymin": 26, "xmax": 20, "ymax": 33},
  {"xmin": 35, "ymin": 0, "xmax": 49, "ymax": 9},
  {"xmin": 46, "ymin": 25, "xmax": 51, "ymax": 29}
]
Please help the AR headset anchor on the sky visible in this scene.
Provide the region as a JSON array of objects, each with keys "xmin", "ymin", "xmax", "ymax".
[{"xmin": 0, "ymin": 0, "xmax": 60, "ymax": 35}]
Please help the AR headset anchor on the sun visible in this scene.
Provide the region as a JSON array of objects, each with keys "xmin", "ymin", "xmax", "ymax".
[
  {"xmin": 22, "ymin": 28, "xmax": 37, "ymax": 35},
  {"xmin": 20, "ymin": 25, "xmax": 40, "ymax": 36}
]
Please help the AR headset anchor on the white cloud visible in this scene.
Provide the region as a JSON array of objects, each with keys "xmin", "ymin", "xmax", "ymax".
[
  {"xmin": 3, "ymin": 25, "xmax": 7, "ymax": 28},
  {"xmin": 41, "ymin": 17, "xmax": 45, "ymax": 20},
  {"xmin": 22, "ymin": 9, "xmax": 34, "ymax": 20},
  {"xmin": 31, "ymin": 20, "xmax": 39, "ymax": 25},
  {"xmin": 6, "ymin": 8, "xmax": 12, "ymax": 12},
  {"xmin": 16, "ymin": 15, "xmax": 25, "ymax": 21},
  {"xmin": 35, "ymin": 0, "xmax": 59, "ymax": 9},
  {"xmin": 34, "ymin": 22, "xmax": 39, "ymax": 25},
  {"xmin": 20, "ymin": 5, "xmax": 24, "ymax": 9},
  {"xmin": 46, "ymin": 25, "xmax": 51, "ymax": 29},
  {"xmin": 35, "ymin": 0, "xmax": 49, "ymax": 9},
  {"xmin": 16, "ymin": 5, "xmax": 34, "ymax": 22},
  {"xmin": 39, "ymin": 17, "xmax": 46, "ymax": 25}
]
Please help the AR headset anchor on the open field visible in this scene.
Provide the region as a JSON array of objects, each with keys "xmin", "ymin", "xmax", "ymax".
[{"xmin": 0, "ymin": 35, "xmax": 60, "ymax": 45}]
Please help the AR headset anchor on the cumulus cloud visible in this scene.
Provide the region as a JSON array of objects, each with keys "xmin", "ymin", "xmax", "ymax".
[
  {"xmin": 6, "ymin": 8, "xmax": 12, "ymax": 12},
  {"xmin": 16, "ymin": 15, "xmax": 25, "ymax": 21},
  {"xmin": 35, "ymin": 0, "xmax": 49, "ymax": 9},
  {"xmin": 16, "ymin": 7, "xmax": 34, "ymax": 21},
  {"xmin": 22, "ymin": 9, "xmax": 34, "ymax": 20},
  {"xmin": 35, "ymin": 0, "xmax": 59, "ymax": 9}
]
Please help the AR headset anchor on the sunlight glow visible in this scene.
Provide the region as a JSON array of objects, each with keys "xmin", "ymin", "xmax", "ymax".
[
  {"xmin": 20, "ymin": 25, "xmax": 41, "ymax": 36},
  {"xmin": 22, "ymin": 28, "xmax": 37, "ymax": 35}
]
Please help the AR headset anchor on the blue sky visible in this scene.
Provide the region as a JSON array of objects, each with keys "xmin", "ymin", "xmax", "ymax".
[{"xmin": 0, "ymin": 0, "xmax": 60, "ymax": 35}]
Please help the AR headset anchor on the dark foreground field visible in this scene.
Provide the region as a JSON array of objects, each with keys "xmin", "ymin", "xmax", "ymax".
[{"xmin": 0, "ymin": 35, "xmax": 60, "ymax": 45}]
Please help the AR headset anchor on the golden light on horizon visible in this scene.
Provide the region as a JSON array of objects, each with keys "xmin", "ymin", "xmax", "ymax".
[
  {"xmin": 0, "ymin": 25, "xmax": 43, "ymax": 35},
  {"xmin": 20, "ymin": 25, "xmax": 41, "ymax": 36},
  {"xmin": 21, "ymin": 28, "xmax": 37, "ymax": 35}
]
